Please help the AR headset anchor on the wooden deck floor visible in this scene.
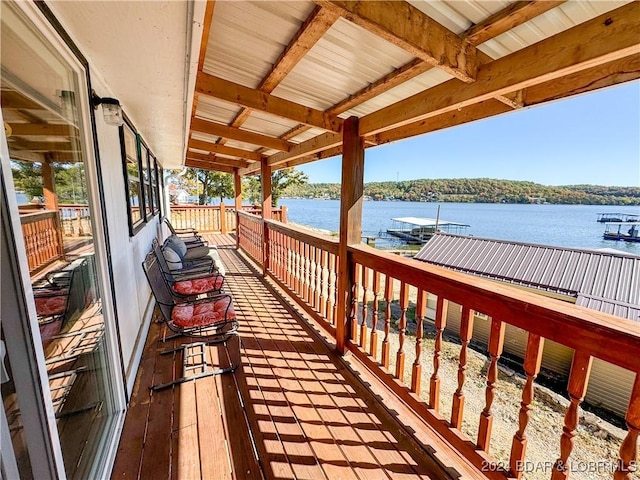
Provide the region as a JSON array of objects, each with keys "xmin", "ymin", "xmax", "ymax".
[{"xmin": 111, "ymin": 235, "xmax": 479, "ymax": 480}]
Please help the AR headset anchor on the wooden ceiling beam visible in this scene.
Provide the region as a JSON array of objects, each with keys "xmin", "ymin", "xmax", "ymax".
[
  {"xmin": 315, "ymin": 0, "xmax": 478, "ymax": 83},
  {"xmin": 463, "ymin": 1, "xmax": 566, "ymax": 46},
  {"xmin": 359, "ymin": 3, "xmax": 640, "ymax": 136},
  {"xmin": 184, "ymin": 158, "xmax": 235, "ymax": 173},
  {"xmin": 7, "ymin": 123, "xmax": 78, "ymax": 137},
  {"xmin": 190, "ymin": 117, "xmax": 293, "ymax": 152},
  {"xmin": 186, "ymin": 152, "xmax": 250, "ymax": 169},
  {"xmin": 278, "ymin": 1, "xmax": 560, "ymax": 140},
  {"xmin": 267, "ymin": 131, "xmax": 342, "ymax": 168},
  {"xmin": 372, "ymin": 53, "xmax": 640, "ymax": 145},
  {"xmin": 253, "ymin": 53, "xmax": 640, "ymax": 174},
  {"xmin": 187, "ymin": 139, "xmax": 261, "ymax": 161},
  {"xmin": 9, "ymin": 140, "xmax": 77, "ymax": 152},
  {"xmin": 196, "ymin": 72, "xmax": 343, "ymax": 133}
]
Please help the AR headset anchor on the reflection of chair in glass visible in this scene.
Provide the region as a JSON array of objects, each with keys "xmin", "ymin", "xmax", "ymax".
[
  {"xmin": 33, "ymin": 257, "xmax": 90, "ymax": 346},
  {"xmin": 142, "ymin": 250, "xmax": 239, "ymax": 390}
]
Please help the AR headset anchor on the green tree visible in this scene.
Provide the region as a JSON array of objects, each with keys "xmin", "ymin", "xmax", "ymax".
[
  {"xmin": 244, "ymin": 168, "xmax": 309, "ymax": 207},
  {"xmin": 11, "ymin": 161, "xmax": 42, "ymax": 199},
  {"xmin": 184, "ymin": 169, "xmax": 234, "ymax": 205}
]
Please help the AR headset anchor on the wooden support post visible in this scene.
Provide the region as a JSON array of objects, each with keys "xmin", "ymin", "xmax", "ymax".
[
  {"xmin": 281, "ymin": 205, "xmax": 288, "ymax": 223},
  {"xmin": 42, "ymin": 158, "xmax": 65, "ymax": 260},
  {"xmin": 220, "ymin": 202, "xmax": 227, "ymax": 234},
  {"xmin": 336, "ymin": 116, "xmax": 364, "ymax": 354},
  {"xmin": 261, "ymin": 159, "xmax": 272, "ymax": 276},
  {"xmin": 234, "ymin": 169, "xmax": 242, "ymax": 249}
]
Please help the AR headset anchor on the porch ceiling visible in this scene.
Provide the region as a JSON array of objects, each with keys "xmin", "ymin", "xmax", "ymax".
[
  {"xmin": 47, "ymin": 0, "xmax": 206, "ymax": 169},
  {"xmin": 184, "ymin": 0, "xmax": 639, "ymax": 175}
]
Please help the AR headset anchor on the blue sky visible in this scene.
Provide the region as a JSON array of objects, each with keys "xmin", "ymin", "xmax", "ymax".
[{"xmin": 299, "ymin": 82, "xmax": 640, "ymax": 187}]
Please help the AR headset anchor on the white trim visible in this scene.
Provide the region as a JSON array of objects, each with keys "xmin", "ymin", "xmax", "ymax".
[{"xmin": 126, "ymin": 297, "xmax": 155, "ymax": 394}]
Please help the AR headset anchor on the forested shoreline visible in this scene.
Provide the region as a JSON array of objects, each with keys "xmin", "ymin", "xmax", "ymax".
[{"xmin": 283, "ymin": 178, "xmax": 640, "ymax": 205}]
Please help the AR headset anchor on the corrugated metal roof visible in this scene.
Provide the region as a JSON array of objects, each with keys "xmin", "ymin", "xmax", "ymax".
[{"xmin": 415, "ymin": 233, "xmax": 640, "ymax": 321}]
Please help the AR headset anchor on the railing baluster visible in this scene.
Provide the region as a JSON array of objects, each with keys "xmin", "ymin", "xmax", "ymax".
[
  {"xmin": 552, "ymin": 351, "xmax": 593, "ymax": 480},
  {"xmin": 350, "ymin": 263, "xmax": 361, "ymax": 343},
  {"xmin": 319, "ymin": 250, "xmax": 328, "ymax": 318},
  {"xmin": 478, "ymin": 317, "xmax": 506, "ymax": 452},
  {"xmin": 411, "ymin": 289, "xmax": 426, "ymax": 394},
  {"xmin": 314, "ymin": 247, "xmax": 321, "ymax": 311},
  {"xmin": 382, "ymin": 275, "xmax": 393, "ymax": 369},
  {"xmin": 451, "ymin": 306, "xmax": 474, "ymax": 430},
  {"xmin": 510, "ymin": 333, "xmax": 545, "ymax": 478},
  {"xmin": 330, "ymin": 253, "xmax": 337, "ymax": 325},
  {"xmin": 370, "ymin": 271, "xmax": 381, "ymax": 360},
  {"xmin": 615, "ymin": 373, "xmax": 640, "ymax": 480},
  {"xmin": 307, "ymin": 245, "xmax": 315, "ymax": 307},
  {"xmin": 360, "ymin": 265, "xmax": 369, "ymax": 350},
  {"xmin": 396, "ymin": 282, "xmax": 408, "ymax": 382},
  {"xmin": 430, "ymin": 297, "xmax": 448, "ymax": 412}
]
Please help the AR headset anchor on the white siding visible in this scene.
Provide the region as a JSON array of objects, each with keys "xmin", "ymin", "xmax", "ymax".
[{"xmin": 91, "ymin": 74, "xmax": 160, "ymax": 395}]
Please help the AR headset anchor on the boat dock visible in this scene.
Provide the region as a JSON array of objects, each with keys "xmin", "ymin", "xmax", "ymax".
[{"xmin": 385, "ymin": 216, "xmax": 470, "ymax": 244}]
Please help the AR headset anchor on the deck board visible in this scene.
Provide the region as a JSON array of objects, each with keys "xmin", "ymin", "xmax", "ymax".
[{"xmin": 112, "ymin": 234, "xmax": 481, "ymax": 480}]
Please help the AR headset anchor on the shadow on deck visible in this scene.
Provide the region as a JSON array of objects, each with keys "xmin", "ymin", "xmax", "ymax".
[{"xmin": 111, "ymin": 234, "xmax": 481, "ymax": 480}]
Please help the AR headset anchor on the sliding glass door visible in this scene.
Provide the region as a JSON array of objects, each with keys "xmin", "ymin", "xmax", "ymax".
[{"xmin": 1, "ymin": 2, "xmax": 124, "ymax": 478}]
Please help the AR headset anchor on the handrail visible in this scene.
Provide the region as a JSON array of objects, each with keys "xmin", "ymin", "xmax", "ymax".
[
  {"xmin": 348, "ymin": 243, "xmax": 640, "ymax": 372},
  {"xmin": 20, "ymin": 210, "xmax": 57, "ymax": 223},
  {"xmin": 237, "ymin": 218, "xmax": 640, "ymax": 480}
]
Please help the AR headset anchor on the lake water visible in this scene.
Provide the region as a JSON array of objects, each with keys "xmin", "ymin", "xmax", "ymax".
[{"xmin": 279, "ymin": 199, "xmax": 640, "ymax": 255}]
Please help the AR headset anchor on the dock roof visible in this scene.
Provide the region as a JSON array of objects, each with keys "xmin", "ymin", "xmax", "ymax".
[{"xmin": 391, "ymin": 217, "xmax": 470, "ymax": 227}]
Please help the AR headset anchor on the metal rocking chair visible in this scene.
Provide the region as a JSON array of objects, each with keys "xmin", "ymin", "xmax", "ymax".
[
  {"xmin": 142, "ymin": 250, "xmax": 239, "ymax": 390},
  {"xmin": 162, "ymin": 217, "xmax": 204, "ymax": 245},
  {"xmin": 150, "ymin": 240, "xmax": 225, "ymax": 299}
]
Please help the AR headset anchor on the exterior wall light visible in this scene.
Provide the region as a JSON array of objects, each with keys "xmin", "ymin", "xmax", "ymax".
[{"xmin": 91, "ymin": 90, "xmax": 124, "ymax": 126}]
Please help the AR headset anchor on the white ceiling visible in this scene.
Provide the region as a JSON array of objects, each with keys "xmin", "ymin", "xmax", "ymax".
[{"xmin": 48, "ymin": 1, "xmax": 204, "ymax": 169}]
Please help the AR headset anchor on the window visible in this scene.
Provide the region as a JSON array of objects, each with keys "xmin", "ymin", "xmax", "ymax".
[
  {"xmin": 149, "ymin": 154, "xmax": 159, "ymax": 215},
  {"xmin": 139, "ymin": 140, "xmax": 151, "ymax": 219},
  {"xmin": 120, "ymin": 121, "xmax": 144, "ymax": 234},
  {"xmin": 120, "ymin": 121, "xmax": 161, "ymax": 235}
]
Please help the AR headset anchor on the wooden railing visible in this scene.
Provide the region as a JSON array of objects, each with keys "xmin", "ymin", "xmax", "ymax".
[
  {"xmin": 58, "ymin": 204, "xmax": 92, "ymax": 237},
  {"xmin": 237, "ymin": 211, "xmax": 264, "ymax": 265},
  {"xmin": 170, "ymin": 204, "xmax": 287, "ymax": 233},
  {"xmin": 20, "ymin": 210, "xmax": 64, "ymax": 273},
  {"xmin": 238, "ymin": 216, "xmax": 640, "ymax": 480}
]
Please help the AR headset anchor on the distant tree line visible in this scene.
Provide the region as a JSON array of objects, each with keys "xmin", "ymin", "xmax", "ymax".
[{"xmin": 282, "ymin": 178, "xmax": 640, "ymax": 205}]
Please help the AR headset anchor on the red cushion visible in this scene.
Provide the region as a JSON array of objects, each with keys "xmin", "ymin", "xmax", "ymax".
[
  {"xmin": 35, "ymin": 292, "xmax": 67, "ymax": 316},
  {"xmin": 172, "ymin": 276, "xmax": 224, "ymax": 295},
  {"xmin": 171, "ymin": 296, "xmax": 235, "ymax": 328}
]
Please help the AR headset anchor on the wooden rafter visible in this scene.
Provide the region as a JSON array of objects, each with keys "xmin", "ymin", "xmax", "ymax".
[
  {"xmin": 359, "ymin": 3, "xmax": 640, "ymax": 136},
  {"xmin": 463, "ymin": 1, "xmax": 566, "ymax": 46},
  {"xmin": 267, "ymin": 131, "xmax": 342, "ymax": 167},
  {"xmin": 9, "ymin": 140, "xmax": 77, "ymax": 152},
  {"xmin": 314, "ymin": 0, "xmax": 478, "ymax": 83},
  {"xmin": 7, "ymin": 123, "xmax": 78, "ymax": 136},
  {"xmin": 184, "ymin": 158, "xmax": 235, "ymax": 173},
  {"xmin": 190, "ymin": 117, "xmax": 293, "ymax": 152},
  {"xmin": 186, "ymin": 151, "xmax": 251, "ymax": 169},
  {"xmin": 196, "ymin": 72, "xmax": 343, "ymax": 133},
  {"xmin": 187, "ymin": 139, "xmax": 261, "ymax": 161},
  {"xmin": 229, "ymin": 6, "xmax": 339, "ymax": 129}
]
